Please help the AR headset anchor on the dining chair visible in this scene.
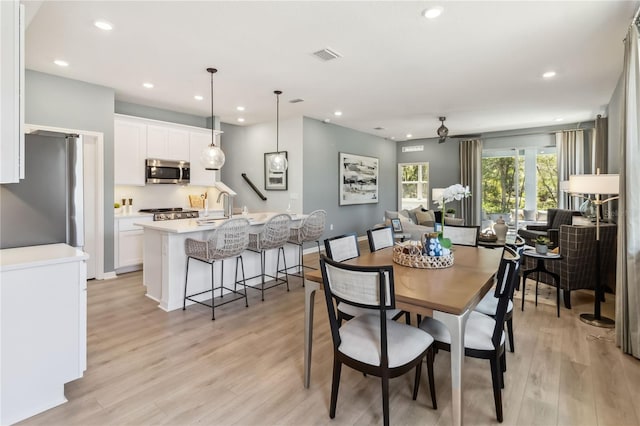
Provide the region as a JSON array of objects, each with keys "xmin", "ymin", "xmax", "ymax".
[
  {"xmin": 366, "ymin": 225, "xmax": 395, "ymax": 252},
  {"xmin": 247, "ymin": 213, "xmax": 292, "ymax": 301},
  {"xmin": 183, "ymin": 218, "xmax": 250, "ymax": 320},
  {"xmin": 324, "ymin": 233, "xmax": 360, "ymax": 262},
  {"xmin": 285, "ymin": 209, "xmax": 326, "ymax": 278},
  {"xmin": 475, "ymin": 235, "xmax": 526, "ymax": 353},
  {"xmin": 319, "ymin": 255, "xmax": 437, "ymax": 426},
  {"xmin": 324, "ymin": 234, "xmax": 404, "ymax": 324},
  {"xmin": 421, "ymin": 246, "xmax": 520, "ymax": 423},
  {"xmin": 442, "ymin": 224, "xmax": 480, "ymax": 246}
]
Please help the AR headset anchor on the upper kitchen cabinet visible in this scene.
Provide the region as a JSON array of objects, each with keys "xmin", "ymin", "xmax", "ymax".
[
  {"xmin": 189, "ymin": 129, "xmax": 221, "ymax": 186},
  {"xmin": 146, "ymin": 125, "xmax": 189, "ymax": 161},
  {"xmin": 114, "ymin": 116, "xmax": 147, "ymax": 186},
  {"xmin": 0, "ymin": 0, "xmax": 25, "ymax": 183}
]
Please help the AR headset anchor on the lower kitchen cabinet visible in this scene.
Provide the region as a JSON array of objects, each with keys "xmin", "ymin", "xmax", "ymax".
[
  {"xmin": 0, "ymin": 244, "xmax": 88, "ymax": 425},
  {"xmin": 114, "ymin": 215, "xmax": 153, "ymax": 272}
]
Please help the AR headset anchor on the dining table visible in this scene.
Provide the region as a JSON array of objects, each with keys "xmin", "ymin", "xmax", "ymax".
[{"xmin": 303, "ymin": 245, "xmax": 504, "ymax": 426}]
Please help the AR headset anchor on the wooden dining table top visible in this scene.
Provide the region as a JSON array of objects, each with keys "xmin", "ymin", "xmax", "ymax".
[{"xmin": 305, "ymin": 245, "xmax": 505, "ymax": 316}]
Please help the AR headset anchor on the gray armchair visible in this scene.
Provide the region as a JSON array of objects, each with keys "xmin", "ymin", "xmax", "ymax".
[
  {"xmin": 517, "ymin": 208, "xmax": 579, "ymax": 248},
  {"xmin": 521, "ymin": 224, "xmax": 617, "ymax": 309}
]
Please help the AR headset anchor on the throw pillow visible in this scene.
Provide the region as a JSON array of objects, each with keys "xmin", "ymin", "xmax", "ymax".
[
  {"xmin": 434, "ymin": 210, "xmax": 443, "ymax": 224},
  {"xmin": 523, "ymin": 209, "xmax": 536, "ymax": 221},
  {"xmin": 400, "ymin": 209, "xmax": 415, "ymax": 224},
  {"xmin": 415, "ymin": 209, "xmax": 436, "ymax": 226}
]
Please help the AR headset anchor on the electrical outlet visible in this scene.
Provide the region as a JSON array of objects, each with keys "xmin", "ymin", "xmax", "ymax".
[{"xmin": 330, "ymin": 224, "xmax": 334, "ymax": 230}]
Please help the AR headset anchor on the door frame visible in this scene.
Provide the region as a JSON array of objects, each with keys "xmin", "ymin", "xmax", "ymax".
[{"xmin": 24, "ymin": 123, "xmax": 105, "ymax": 279}]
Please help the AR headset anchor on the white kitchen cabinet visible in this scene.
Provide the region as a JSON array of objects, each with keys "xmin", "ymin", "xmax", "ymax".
[
  {"xmin": 0, "ymin": 0, "xmax": 25, "ymax": 183},
  {"xmin": 147, "ymin": 124, "xmax": 189, "ymax": 161},
  {"xmin": 114, "ymin": 215, "xmax": 153, "ymax": 272},
  {"xmin": 189, "ymin": 129, "xmax": 221, "ymax": 186},
  {"xmin": 0, "ymin": 244, "xmax": 88, "ymax": 425},
  {"xmin": 114, "ymin": 117, "xmax": 147, "ymax": 185}
]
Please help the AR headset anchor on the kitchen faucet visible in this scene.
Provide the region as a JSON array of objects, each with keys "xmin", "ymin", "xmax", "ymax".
[{"xmin": 217, "ymin": 190, "xmax": 233, "ymax": 218}]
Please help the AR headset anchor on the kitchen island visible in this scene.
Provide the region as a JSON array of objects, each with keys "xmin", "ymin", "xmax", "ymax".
[{"xmin": 136, "ymin": 212, "xmax": 304, "ymax": 312}]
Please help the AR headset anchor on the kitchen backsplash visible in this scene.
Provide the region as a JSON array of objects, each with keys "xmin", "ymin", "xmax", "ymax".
[{"xmin": 115, "ymin": 185, "xmax": 224, "ymax": 211}]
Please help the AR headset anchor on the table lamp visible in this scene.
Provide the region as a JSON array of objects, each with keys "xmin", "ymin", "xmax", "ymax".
[{"xmin": 567, "ymin": 170, "xmax": 619, "ymax": 328}]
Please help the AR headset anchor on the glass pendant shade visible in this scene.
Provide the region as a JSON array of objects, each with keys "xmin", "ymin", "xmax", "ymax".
[
  {"xmin": 200, "ymin": 67, "xmax": 225, "ymax": 171},
  {"xmin": 269, "ymin": 152, "xmax": 288, "ymax": 172},
  {"xmin": 201, "ymin": 143, "xmax": 225, "ymax": 171}
]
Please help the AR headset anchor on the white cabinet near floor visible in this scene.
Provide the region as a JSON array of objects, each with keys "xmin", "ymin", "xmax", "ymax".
[
  {"xmin": 146, "ymin": 125, "xmax": 190, "ymax": 161},
  {"xmin": 115, "ymin": 214, "xmax": 153, "ymax": 272},
  {"xmin": 114, "ymin": 117, "xmax": 147, "ymax": 186},
  {"xmin": 0, "ymin": 244, "xmax": 88, "ymax": 425},
  {"xmin": 189, "ymin": 129, "xmax": 221, "ymax": 186}
]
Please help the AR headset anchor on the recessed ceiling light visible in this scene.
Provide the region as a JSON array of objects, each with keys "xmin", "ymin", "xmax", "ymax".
[
  {"xmin": 422, "ymin": 6, "xmax": 443, "ymax": 19},
  {"xmin": 54, "ymin": 59, "xmax": 69, "ymax": 67},
  {"xmin": 334, "ymin": 111, "xmax": 342, "ymax": 116},
  {"xmin": 194, "ymin": 95, "xmax": 203, "ymax": 101},
  {"xmin": 142, "ymin": 82, "xmax": 154, "ymax": 89},
  {"xmin": 94, "ymin": 20, "xmax": 113, "ymax": 31},
  {"xmin": 237, "ymin": 118, "xmax": 245, "ymax": 123},
  {"xmin": 542, "ymin": 71, "xmax": 556, "ymax": 79},
  {"xmin": 323, "ymin": 118, "xmax": 331, "ymax": 123},
  {"xmin": 391, "ymin": 136, "xmax": 396, "ymax": 140},
  {"xmin": 236, "ymin": 106, "xmax": 245, "ymax": 111},
  {"xmin": 555, "ymin": 117, "xmax": 564, "ymax": 122},
  {"xmin": 406, "ymin": 133, "xmax": 413, "ymax": 138}
]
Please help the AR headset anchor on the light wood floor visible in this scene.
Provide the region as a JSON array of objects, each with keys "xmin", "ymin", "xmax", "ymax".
[{"xmin": 20, "ymin": 247, "xmax": 640, "ymax": 426}]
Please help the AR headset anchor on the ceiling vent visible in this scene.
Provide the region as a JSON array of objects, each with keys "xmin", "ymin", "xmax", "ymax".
[
  {"xmin": 374, "ymin": 127, "xmax": 385, "ymax": 130},
  {"xmin": 289, "ymin": 98, "xmax": 304, "ymax": 103},
  {"xmin": 312, "ymin": 47, "xmax": 342, "ymax": 61}
]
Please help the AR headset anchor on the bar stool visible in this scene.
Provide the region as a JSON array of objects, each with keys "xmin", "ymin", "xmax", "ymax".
[
  {"xmin": 247, "ymin": 213, "xmax": 292, "ymax": 301},
  {"xmin": 285, "ymin": 209, "xmax": 326, "ymax": 279},
  {"xmin": 183, "ymin": 218, "xmax": 250, "ymax": 320}
]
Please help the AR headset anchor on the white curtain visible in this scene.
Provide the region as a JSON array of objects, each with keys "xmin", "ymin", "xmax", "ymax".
[
  {"xmin": 459, "ymin": 139, "xmax": 482, "ymax": 226},
  {"xmin": 556, "ymin": 130, "xmax": 586, "ymax": 210},
  {"xmin": 616, "ymin": 24, "xmax": 640, "ymax": 358}
]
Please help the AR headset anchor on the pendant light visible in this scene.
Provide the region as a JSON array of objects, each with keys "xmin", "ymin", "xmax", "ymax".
[
  {"xmin": 269, "ymin": 90, "xmax": 288, "ymax": 172},
  {"xmin": 200, "ymin": 67, "xmax": 225, "ymax": 171}
]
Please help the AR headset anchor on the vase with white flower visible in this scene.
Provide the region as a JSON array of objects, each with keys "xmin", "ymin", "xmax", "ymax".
[{"xmin": 434, "ymin": 183, "xmax": 472, "ymax": 249}]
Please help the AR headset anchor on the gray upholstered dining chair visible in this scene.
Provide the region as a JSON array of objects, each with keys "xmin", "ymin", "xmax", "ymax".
[
  {"xmin": 286, "ymin": 209, "xmax": 326, "ymax": 278},
  {"xmin": 421, "ymin": 246, "xmax": 520, "ymax": 423},
  {"xmin": 183, "ymin": 217, "xmax": 250, "ymax": 320},
  {"xmin": 475, "ymin": 235, "xmax": 525, "ymax": 353},
  {"xmin": 324, "ymin": 234, "xmax": 406, "ymax": 324},
  {"xmin": 366, "ymin": 225, "xmax": 395, "ymax": 252},
  {"xmin": 247, "ymin": 213, "xmax": 292, "ymax": 301},
  {"xmin": 319, "ymin": 255, "xmax": 437, "ymax": 426}
]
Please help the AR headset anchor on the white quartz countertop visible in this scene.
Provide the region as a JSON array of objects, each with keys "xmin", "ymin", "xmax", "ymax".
[
  {"xmin": 0, "ymin": 243, "xmax": 89, "ymax": 272},
  {"xmin": 135, "ymin": 212, "xmax": 305, "ymax": 234}
]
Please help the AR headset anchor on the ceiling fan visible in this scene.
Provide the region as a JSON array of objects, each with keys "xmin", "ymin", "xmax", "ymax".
[{"xmin": 436, "ymin": 116, "xmax": 481, "ymax": 143}]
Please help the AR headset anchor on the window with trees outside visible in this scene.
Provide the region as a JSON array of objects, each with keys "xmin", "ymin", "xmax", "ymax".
[
  {"xmin": 482, "ymin": 148, "xmax": 557, "ymax": 227},
  {"xmin": 398, "ymin": 163, "xmax": 429, "ymax": 210}
]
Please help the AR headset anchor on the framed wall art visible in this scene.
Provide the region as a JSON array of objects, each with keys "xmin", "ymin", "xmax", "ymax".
[
  {"xmin": 339, "ymin": 152, "xmax": 379, "ymax": 205},
  {"xmin": 264, "ymin": 151, "xmax": 288, "ymax": 190}
]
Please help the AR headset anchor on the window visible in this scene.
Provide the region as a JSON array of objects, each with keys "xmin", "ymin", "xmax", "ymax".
[
  {"xmin": 398, "ymin": 163, "xmax": 429, "ymax": 210},
  {"xmin": 482, "ymin": 148, "xmax": 557, "ymax": 227}
]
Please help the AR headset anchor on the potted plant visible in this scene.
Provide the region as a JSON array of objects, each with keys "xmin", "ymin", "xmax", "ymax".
[
  {"xmin": 446, "ymin": 208, "xmax": 456, "ymax": 218},
  {"xmin": 535, "ymin": 236, "xmax": 550, "ymax": 254},
  {"xmin": 114, "ymin": 202, "xmax": 122, "ymax": 215}
]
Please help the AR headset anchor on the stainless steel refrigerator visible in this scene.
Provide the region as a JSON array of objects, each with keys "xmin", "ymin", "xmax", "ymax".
[{"xmin": 0, "ymin": 132, "xmax": 84, "ymax": 249}]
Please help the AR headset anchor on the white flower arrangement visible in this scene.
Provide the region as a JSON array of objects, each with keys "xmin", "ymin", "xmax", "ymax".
[{"xmin": 434, "ymin": 184, "xmax": 471, "ymax": 208}]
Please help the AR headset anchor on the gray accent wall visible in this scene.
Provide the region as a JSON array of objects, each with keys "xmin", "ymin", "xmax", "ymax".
[
  {"xmin": 606, "ymin": 74, "xmax": 623, "ymax": 173},
  {"xmin": 115, "ymin": 101, "xmax": 209, "ymax": 128},
  {"xmin": 24, "ymin": 70, "xmax": 116, "ymax": 271},
  {"xmin": 302, "ymin": 117, "xmax": 396, "ymax": 239}
]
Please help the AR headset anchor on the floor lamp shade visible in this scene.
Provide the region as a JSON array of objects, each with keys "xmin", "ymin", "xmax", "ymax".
[
  {"xmin": 568, "ymin": 174, "xmax": 619, "ymax": 195},
  {"xmin": 432, "ymin": 188, "xmax": 444, "ymax": 203}
]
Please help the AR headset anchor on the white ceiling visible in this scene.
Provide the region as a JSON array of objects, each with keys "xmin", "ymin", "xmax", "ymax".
[{"xmin": 23, "ymin": 1, "xmax": 639, "ymax": 141}]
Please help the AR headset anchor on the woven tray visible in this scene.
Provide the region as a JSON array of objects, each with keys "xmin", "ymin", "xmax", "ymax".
[{"xmin": 392, "ymin": 244, "xmax": 454, "ymax": 269}]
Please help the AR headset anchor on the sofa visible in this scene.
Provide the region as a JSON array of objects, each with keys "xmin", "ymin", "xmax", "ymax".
[
  {"xmin": 521, "ymin": 223, "xmax": 617, "ymax": 308},
  {"xmin": 517, "ymin": 208, "xmax": 580, "ymax": 248},
  {"xmin": 383, "ymin": 206, "xmax": 463, "ymax": 241}
]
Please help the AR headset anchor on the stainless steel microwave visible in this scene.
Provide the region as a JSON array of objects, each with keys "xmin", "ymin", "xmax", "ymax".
[{"xmin": 145, "ymin": 159, "xmax": 190, "ymax": 184}]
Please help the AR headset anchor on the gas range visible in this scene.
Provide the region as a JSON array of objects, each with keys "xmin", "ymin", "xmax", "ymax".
[{"xmin": 139, "ymin": 208, "xmax": 199, "ymax": 221}]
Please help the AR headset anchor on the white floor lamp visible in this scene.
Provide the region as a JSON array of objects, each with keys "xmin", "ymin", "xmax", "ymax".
[{"xmin": 567, "ymin": 170, "xmax": 619, "ymax": 328}]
